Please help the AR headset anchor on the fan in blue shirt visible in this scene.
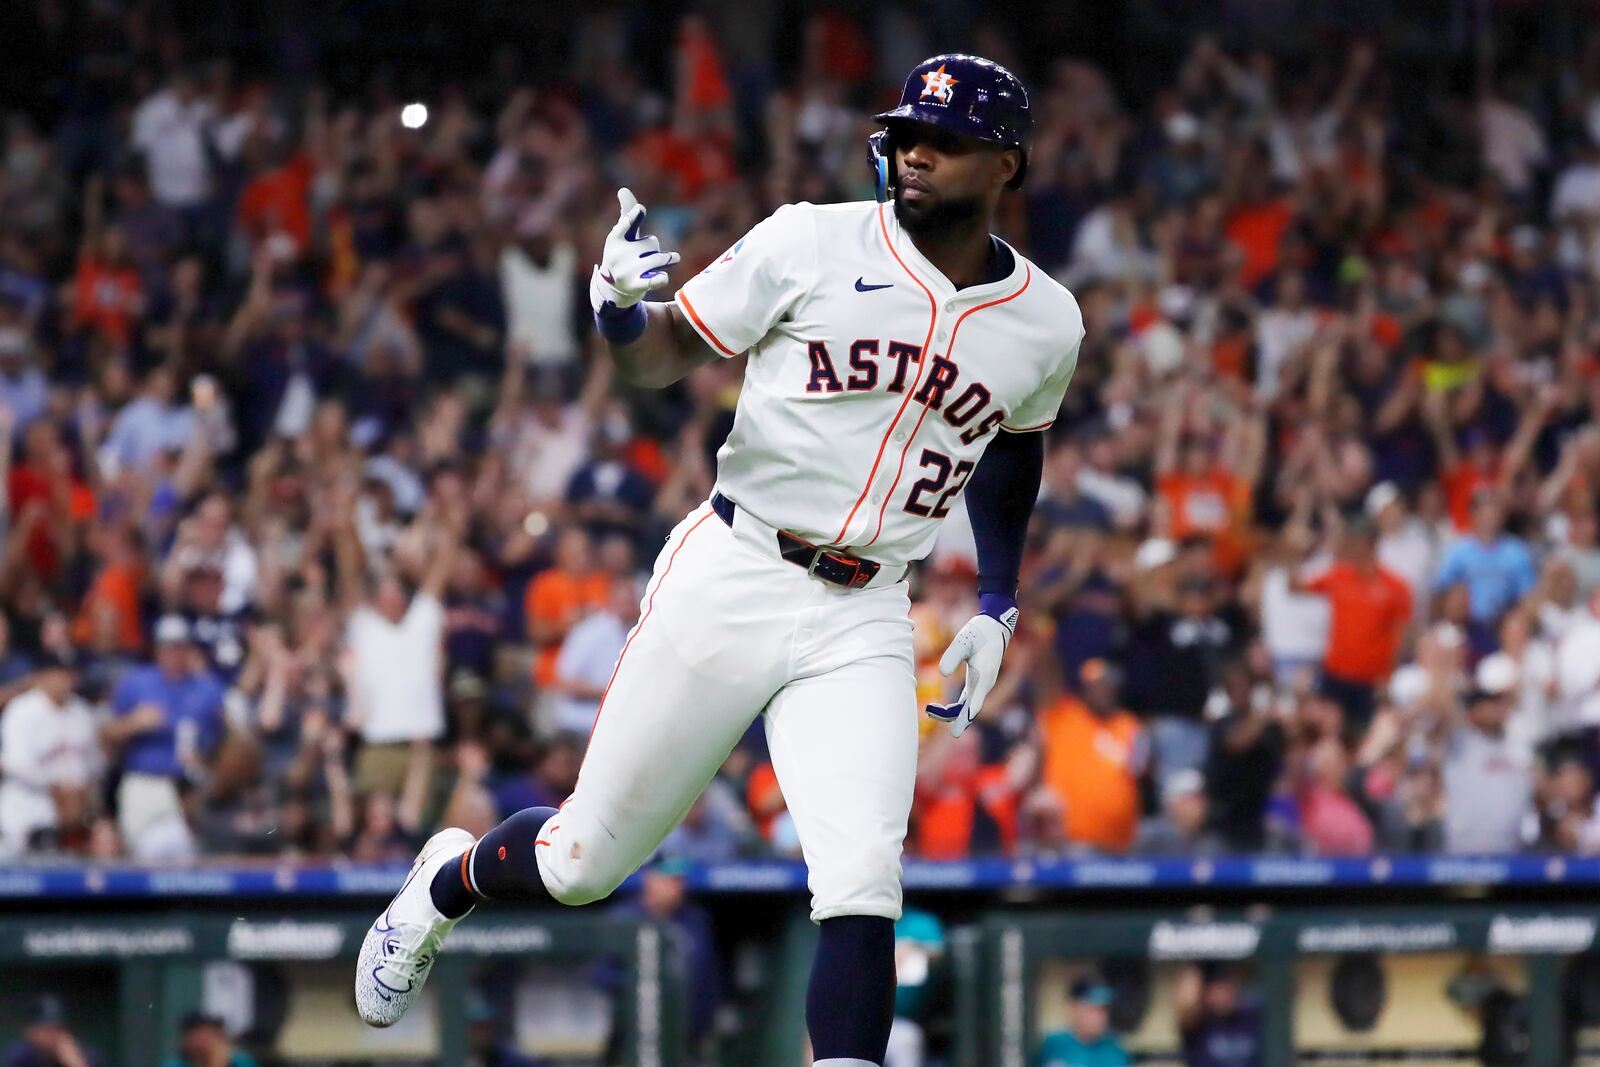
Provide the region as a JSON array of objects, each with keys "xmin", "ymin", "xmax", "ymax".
[
  {"xmin": 1434, "ymin": 491, "xmax": 1535, "ymax": 625},
  {"xmin": 106, "ymin": 615, "xmax": 225, "ymax": 779}
]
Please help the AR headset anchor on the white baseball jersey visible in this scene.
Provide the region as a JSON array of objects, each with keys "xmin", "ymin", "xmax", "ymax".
[
  {"xmin": 526, "ymin": 200, "xmax": 1085, "ymax": 927},
  {"xmin": 0, "ymin": 688, "xmax": 99, "ymax": 854},
  {"xmin": 674, "ymin": 200, "xmax": 1083, "ymax": 565}
]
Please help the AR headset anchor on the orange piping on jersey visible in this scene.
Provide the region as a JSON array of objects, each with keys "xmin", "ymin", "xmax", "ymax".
[
  {"xmin": 1000, "ymin": 417, "xmax": 1055, "ymax": 432},
  {"xmin": 460, "ymin": 851, "xmax": 474, "ymax": 891},
  {"xmin": 832, "ymin": 203, "xmax": 939, "ymax": 544},
  {"xmin": 578, "ymin": 507, "xmax": 716, "ymax": 762},
  {"xmin": 677, "ymin": 290, "xmax": 738, "ymax": 356},
  {"xmin": 865, "ymin": 264, "xmax": 1032, "ymax": 547}
]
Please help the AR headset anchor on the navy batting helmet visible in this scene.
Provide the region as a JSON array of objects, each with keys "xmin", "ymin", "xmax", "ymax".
[{"xmin": 869, "ymin": 53, "xmax": 1032, "ymax": 202}]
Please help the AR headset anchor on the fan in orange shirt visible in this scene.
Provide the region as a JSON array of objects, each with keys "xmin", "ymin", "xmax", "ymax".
[
  {"xmin": 911, "ymin": 729, "xmax": 1020, "ymax": 859},
  {"xmin": 1224, "ymin": 151, "xmax": 1293, "ymax": 290},
  {"xmin": 676, "ymin": 14, "xmax": 732, "ymax": 112},
  {"xmin": 1156, "ymin": 433, "xmax": 1260, "ymax": 578},
  {"xmin": 1292, "ymin": 517, "xmax": 1411, "ymax": 736},
  {"xmin": 746, "ymin": 760, "xmax": 787, "ymax": 843},
  {"xmin": 1035, "ymin": 660, "xmax": 1147, "ymax": 854},
  {"xmin": 1422, "ymin": 365, "xmax": 1557, "ymax": 534},
  {"xmin": 524, "ymin": 526, "xmax": 611, "ymax": 689},
  {"xmin": 237, "ymin": 144, "xmax": 314, "ymax": 258},
  {"xmin": 73, "ymin": 524, "xmax": 147, "ymax": 653},
  {"xmin": 72, "ymin": 225, "xmax": 143, "ymax": 350},
  {"xmin": 8, "ymin": 422, "xmax": 94, "ymax": 582}
]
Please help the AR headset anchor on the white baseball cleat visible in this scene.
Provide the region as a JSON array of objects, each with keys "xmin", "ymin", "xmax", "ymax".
[{"xmin": 354, "ymin": 827, "xmax": 476, "ymax": 1027}]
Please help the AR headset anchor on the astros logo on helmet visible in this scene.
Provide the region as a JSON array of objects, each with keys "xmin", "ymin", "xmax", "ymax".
[{"xmin": 918, "ymin": 63, "xmax": 960, "ymax": 104}]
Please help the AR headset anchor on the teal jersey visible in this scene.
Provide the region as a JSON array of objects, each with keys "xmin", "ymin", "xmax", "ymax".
[
  {"xmin": 893, "ymin": 908, "xmax": 947, "ymax": 1020},
  {"xmin": 1036, "ymin": 1030, "xmax": 1130, "ymax": 1067}
]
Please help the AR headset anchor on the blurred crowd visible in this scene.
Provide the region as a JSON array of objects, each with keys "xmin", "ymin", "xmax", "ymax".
[{"xmin": 7, "ymin": 2, "xmax": 1600, "ymax": 868}]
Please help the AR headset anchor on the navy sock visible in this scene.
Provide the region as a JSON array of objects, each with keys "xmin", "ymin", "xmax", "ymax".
[
  {"xmin": 806, "ymin": 915, "xmax": 895, "ymax": 1064},
  {"xmin": 428, "ymin": 806, "xmax": 558, "ymax": 918}
]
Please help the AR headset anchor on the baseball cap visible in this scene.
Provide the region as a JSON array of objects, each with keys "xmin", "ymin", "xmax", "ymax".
[
  {"xmin": 33, "ymin": 650, "xmax": 74, "ymax": 674},
  {"xmin": 1164, "ymin": 112, "xmax": 1201, "ymax": 144},
  {"xmin": 178, "ymin": 1010, "xmax": 225, "ymax": 1033},
  {"xmin": 1140, "ymin": 320, "xmax": 1185, "ymax": 375},
  {"xmin": 182, "ymin": 556, "xmax": 225, "ymax": 579},
  {"xmin": 1431, "ymin": 623, "xmax": 1465, "ymax": 651},
  {"xmin": 1070, "ymin": 973, "xmax": 1114, "ymax": 1006},
  {"xmin": 1200, "ymin": 960, "xmax": 1242, "ymax": 984},
  {"xmin": 1133, "ymin": 538, "xmax": 1177, "ymax": 573},
  {"xmin": 1162, "ymin": 768, "xmax": 1205, "ymax": 806},
  {"xmin": 1388, "ymin": 664, "xmax": 1428, "ymax": 707},
  {"xmin": 1158, "ymin": 284, "xmax": 1197, "ymax": 323},
  {"xmin": 449, "ymin": 671, "xmax": 489, "ymax": 702},
  {"xmin": 1072, "ymin": 418, "xmax": 1115, "ymax": 444},
  {"xmin": 1510, "ymin": 225, "xmax": 1542, "ymax": 253},
  {"xmin": 154, "ymin": 614, "xmax": 192, "ymax": 646},
  {"xmin": 651, "ymin": 855, "xmax": 692, "ymax": 878},
  {"xmin": 1474, "ymin": 652, "xmax": 1519, "ymax": 698},
  {"xmin": 1364, "ymin": 481, "xmax": 1400, "ymax": 518},
  {"xmin": 1344, "ymin": 513, "xmax": 1378, "ymax": 542},
  {"xmin": 464, "ymin": 992, "xmax": 497, "ymax": 1024},
  {"xmin": 0, "ymin": 325, "xmax": 28, "ymax": 359},
  {"xmin": 29, "ymin": 995, "xmax": 66, "ymax": 1026}
]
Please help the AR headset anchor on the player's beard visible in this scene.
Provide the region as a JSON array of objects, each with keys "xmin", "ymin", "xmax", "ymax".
[{"xmin": 893, "ymin": 189, "xmax": 984, "ymax": 238}]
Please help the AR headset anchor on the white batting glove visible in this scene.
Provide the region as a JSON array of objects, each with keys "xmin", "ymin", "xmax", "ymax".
[
  {"xmin": 589, "ymin": 187, "xmax": 681, "ymax": 312},
  {"xmin": 925, "ymin": 596, "xmax": 1019, "ymax": 738}
]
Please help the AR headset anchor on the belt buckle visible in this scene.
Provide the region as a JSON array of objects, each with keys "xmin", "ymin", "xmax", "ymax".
[{"xmin": 808, "ymin": 546, "xmax": 868, "ymax": 588}]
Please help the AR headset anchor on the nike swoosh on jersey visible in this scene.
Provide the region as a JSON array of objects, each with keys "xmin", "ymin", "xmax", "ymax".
[{"xmin": 854, "ymin": 277, "xmax": 893, "ymax": 292}]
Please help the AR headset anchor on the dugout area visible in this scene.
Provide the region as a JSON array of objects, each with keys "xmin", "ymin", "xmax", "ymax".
[
  {"xmin": 0, "ymin": 912, "xmax": 685, "ymax": 1066},
  {"xmin": 975, "ymin": 907, "xmax": 1597, "ymax": 1067},
  {"xmin": 3, "ymin": 901, "xmax": 1600, "ymax": 1065}
]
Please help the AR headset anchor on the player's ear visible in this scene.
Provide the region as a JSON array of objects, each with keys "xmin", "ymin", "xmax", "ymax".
[
  {"xmin": 986, "ymin": 147, "xmax": 1017, "ymax": 193},
  {"xmin": 997, "ymin": 148, "xmax": 1022, "ymax": 189}
]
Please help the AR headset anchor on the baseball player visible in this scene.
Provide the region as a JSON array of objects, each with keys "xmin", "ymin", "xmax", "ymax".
[{"xmin": 357, "ymin": 53, "xmax": 1082, "ymax": 1067}]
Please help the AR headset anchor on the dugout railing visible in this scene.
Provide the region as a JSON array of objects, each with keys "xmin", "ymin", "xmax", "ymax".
[
  {"xmin": 8, "ymin": 861, "xmax": 1600, "ymax": 1066},
  {"xmin": 0, "ymin": 912, "xmax": 685, "ymax": 1067},
  {"xmin": 972, "ymin": 905, "xmax": 1600, "ymax": 1067}
]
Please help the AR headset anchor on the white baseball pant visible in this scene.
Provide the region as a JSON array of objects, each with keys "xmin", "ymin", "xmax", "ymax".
[{"xmin": 533, "ymin": 498, "xmax": 918, "ymax": 921}]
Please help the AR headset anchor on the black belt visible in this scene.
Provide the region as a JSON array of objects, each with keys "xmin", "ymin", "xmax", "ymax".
[{"xmin": 711, "ymin": 492, "xmax": 883, "ymax": 590}]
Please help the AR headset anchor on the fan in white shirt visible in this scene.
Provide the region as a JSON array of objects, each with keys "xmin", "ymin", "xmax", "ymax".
[
  {"xmin": 0, "ymin": 657, "xmax": 100, "ymax": 857},
  {"xmin": 1254, "ymin": 273, "xmax": 1320, "ymax": 398},
  {"xmin": 1554, "ymin": 586, "xmax": 1600, "ymax": 737},
  {"xmin": 130, "ymin": 69, "xmax": 251, "ymax": 211},
  {"xmin": 500, "ymin": 213, "xmax": 581, "ymax": 370},
  {"xmin": 338, "ymin": 496, "xmax": 465, "ymax": 748},
  {"xmin": 1367, "ymin": 482, "xmax": 1440, "ymax": 622}
]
